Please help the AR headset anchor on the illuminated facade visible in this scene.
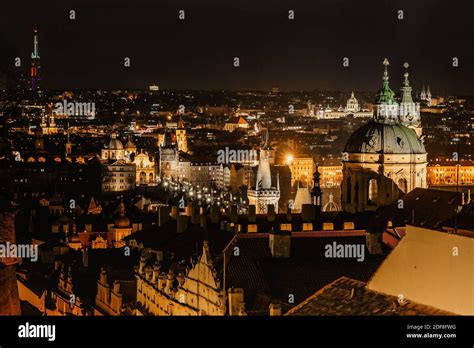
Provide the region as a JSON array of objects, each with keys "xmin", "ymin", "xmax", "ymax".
[
  {"xmin": 318, "ymin": 165, "xmax": 343, "ymax": 188},
  {"xmin": 135, "ymin": 242, "xmax": 226, "ymax": 316},
  {"xmin": 176, "ymin": 118, "xmax": 188, "ymax": 153},
  {"xmin": 427, "ymin": 164, "xmax": 474, "ymax": 186},
  {"xmin": 287, "ymin": 157, "xmax": 314, "ymax": 186},
  {"xmin": 101, "ymin": 160, "xmax": 136, "ymax": 193},
  {"xmin": 134, "ymin": 152, "xmax": 156, "ymax": 185},
  {"xmin": 247, "ymin": 149, "xmax": 280, "ymax": 214},
  {"xmin": 342, "ymin": 59, "xmax": 427, "ymax": 213},
  {"xmin": 101, "ymin": 134, "xmax": 125, "ymax": 161}
]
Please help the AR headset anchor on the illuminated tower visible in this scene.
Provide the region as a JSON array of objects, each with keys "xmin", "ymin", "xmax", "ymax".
[
  {"xmin": 176, "ymin": 117, "xmax": 188, "ymax": 153},
  {"xmin": 30, "ymin": 27, "xmax": 41, "ymax": 91},
  {"xmin": 247, "ymin": 149, "xmax": 280, "ymax": 214},
  {"xmin": 399, "ymin": 62, "xmax": 422, "ymax": 137}
]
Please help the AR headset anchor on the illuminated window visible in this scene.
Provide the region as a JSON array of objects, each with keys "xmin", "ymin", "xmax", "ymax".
[
  {"xmin": 398, "ymin": 178, "xmax": 407, "ymax": 193},
  {"xmin": 368, "ymin": 178, "xmax": 378, "ymax": 204}
]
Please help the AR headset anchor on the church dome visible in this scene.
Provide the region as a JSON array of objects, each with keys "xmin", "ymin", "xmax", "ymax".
[
  {"xmin": 344, "ymin": 121, "xmax": 426, "ymax": 154},
  {"xmin": 114, "ymin": 215, "xmax": 130, "ymax": 228},
  {"xmin": 107, "ymin": 133, "xmax": 123, "ymax": 150}
]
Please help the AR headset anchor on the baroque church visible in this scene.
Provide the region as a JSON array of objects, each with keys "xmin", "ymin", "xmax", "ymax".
[{"xmin": 342, "ymin": 59, "xmax": 427, "ymax": 213}]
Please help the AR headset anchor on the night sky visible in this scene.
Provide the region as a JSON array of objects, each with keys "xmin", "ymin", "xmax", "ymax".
[{"xmin": 1, "ymin": 0, "xmax": 474, "ymax": 93}]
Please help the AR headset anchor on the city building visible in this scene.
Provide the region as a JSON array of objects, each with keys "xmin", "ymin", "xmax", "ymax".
[
  {"xmin": 247, "ymin": 149, "xmax": 280, "ymax": 214},
  {"xmin": 134, "ymin": 152, "xmax": 156, "ymax": 186},
  {"xmin": 224, "ymin": 116, "xmax": 249, "ymax": 132},
  {"xmin": 342, "ymin": 59, "xmax": 428, "ymax": 213},
  {"xmin": 286, "ymin": 156, "xmax": 314, "ymax": 186},
  {"xmin": 101, "ymin": 160, "xmax": 136, "ymax": 193}
]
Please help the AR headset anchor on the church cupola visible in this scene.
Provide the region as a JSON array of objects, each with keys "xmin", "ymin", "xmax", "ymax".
[{"xmin": 374, "ymin": 58, "xmax": 399, "ymax": 124}]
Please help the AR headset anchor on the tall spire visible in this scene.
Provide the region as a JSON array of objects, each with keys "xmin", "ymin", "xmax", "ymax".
[
  {"xmin": 31, "ymin": 27, "xmax": 40, "ymax": 59},
  {"xmin": 375, "ymin": 58, "xmax": 395, "ymax": 104},
  {"xmin": 256, "ymin": 149, "xmax": 271, "ymax": 189},
  {"xmin": 30, "ymin": 27, "xmax": 41, "ymax": 91},
  {"xmin": 400, "ymin": 62, "xmax": 414, "ymax": 104}
]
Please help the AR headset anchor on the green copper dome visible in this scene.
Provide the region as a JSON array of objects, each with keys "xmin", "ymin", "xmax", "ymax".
[{"xmin": 344, "ymin": 121, "xmax": 426, "ymax": 154}]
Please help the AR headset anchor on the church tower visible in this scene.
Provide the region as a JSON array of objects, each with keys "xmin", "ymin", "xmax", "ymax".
[
  {"xmin": 65, "ymin": 124, "xmax": 73, "ymax": 155},
  {"xmin": 247, "ymin": 149, "xmax": 280, "ymax": 214},
  {"xmin": 398, "ymin": 62, "xmax": 422, "ymax": 137},
  {"xmin": 176, "ymin": 117, "xmax": 188, "ymax": 153},
  {"xmin": 374, "ymin": 58, "xmax": 399, "ymax": 124},
  {"xmin": 311, "ymin": 166, "xmax": 322, "ymax": 207},
  {"xmin": 159, "ymin": 128, "xmax": 179, "ymax": 180},
  {"xmin": 342, "ymin": 59, "xmax": 428, "ymax": 213}
]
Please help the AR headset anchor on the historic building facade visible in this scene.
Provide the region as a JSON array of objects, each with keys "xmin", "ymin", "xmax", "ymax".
[
  {"xmin": 342, "ymin": 59, "xmax": 428, "ymax": 213},
  {"xmin": 247, "ymin": 149, "xmax": 280, "ymax": 214},
  {"xmin": 135, "ymin": 242, "xmax": 226, "ymax": 316}
]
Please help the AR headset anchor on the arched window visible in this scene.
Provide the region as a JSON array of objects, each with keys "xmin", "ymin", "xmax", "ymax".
[
  {"xmin": 398, "ymin": 178, "xmax": 407, "ymax": 193},
  {"xmin": 368, "ymin": 178, "xmax": 378, "ymax": 204}
]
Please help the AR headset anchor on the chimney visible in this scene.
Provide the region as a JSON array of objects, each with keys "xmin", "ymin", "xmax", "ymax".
[
  {"xmin": 248, "ymin": 205, "xmax": 256, "ymax": 223},
  {"xmin": 170, "ymin": 206, "xmax": 178, "ymax": 220},
  {"xmin": 286, "ymin": 206, "xmax": 292, "ymax": 221},
  {"xmin": 228, "ymin": 288, "xmax": 245, "ymax": 316},
  {"xmin": 366, "ymin": 232, "xmax": 383, "ymax": 255},
  {"xmin": 145, "ymin": 266, "xmax": 152, "ymax": 282},
  {"xmin": 152, "ymin": 263, "xmax": 160, "ymax": 284},
  {"xmin": 229, "ymin": 205, "xmax": 238, "ymax": 223},
  {"xmin": 267, "ymin": 205, "xmax": 275, "ymax": 222},
  {"xmin": 138, "ymin": 255, "xmax": 146, "ymax": 275},
  {"xmin": 165, "ymin": 270, "xmax": 175, "ymax": 294},
  {"xmin": 269, "ymin": 230, "xmax": 291, "ymax": 258},
  {"xmin": 269, "ymin": 303, "xmax": 282, "ymax": 316},
  {"xmin": 186, "ymin": 204, "xmax": 193, "ymax": 216},
  {"xmin": 158, "ymin": 205, "xmax": 170, "ymax": 226},
  {"xmin": 191, "ymin": 204, "xmax": 200, "ymax": 225},
  {"xmin": 177, "ymin": 272, "xmax": 185, "ymax": 287},
  {"xmin": 158, "ymin": 272, "xmax": 166, "ymax": 291},
  {"xmin": 210, "ymin": 204, "xmax": 220, "ymax": 224},
  {"xmin": 177, "ymin": 215, "xmax": 188, "ymax": 233},
  {"xmin": 200, "ymin": 214, "xmax": 207, "ymax": 229},
  {"xmin": 113, "ymin": 280, "xmax": 121, "ymax": 293},
  {"xmin": 302, "ymin": 204, "xmax": 315, "ymax": 221},
  {"xmin": 82, "ymin": 248, "xmax": 89, "ymax": 268},
  {"xmin": 99, "ymin": 267, "xmax": 107, "ymax": 284}
]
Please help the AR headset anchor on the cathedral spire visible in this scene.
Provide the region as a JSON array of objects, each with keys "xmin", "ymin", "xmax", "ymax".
[
  {"xmin": 401, "ymin": 62, "xmax": 414, "ymax": 104},
  {"xmin": 376, "ymin": 58, "xmax": 396, "ymax": 105}
]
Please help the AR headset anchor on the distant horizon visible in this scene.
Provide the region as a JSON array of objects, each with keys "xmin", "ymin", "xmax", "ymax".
[{"xmin": 1, "ymin": 0, "xmax": 474, "ymax": 94}]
